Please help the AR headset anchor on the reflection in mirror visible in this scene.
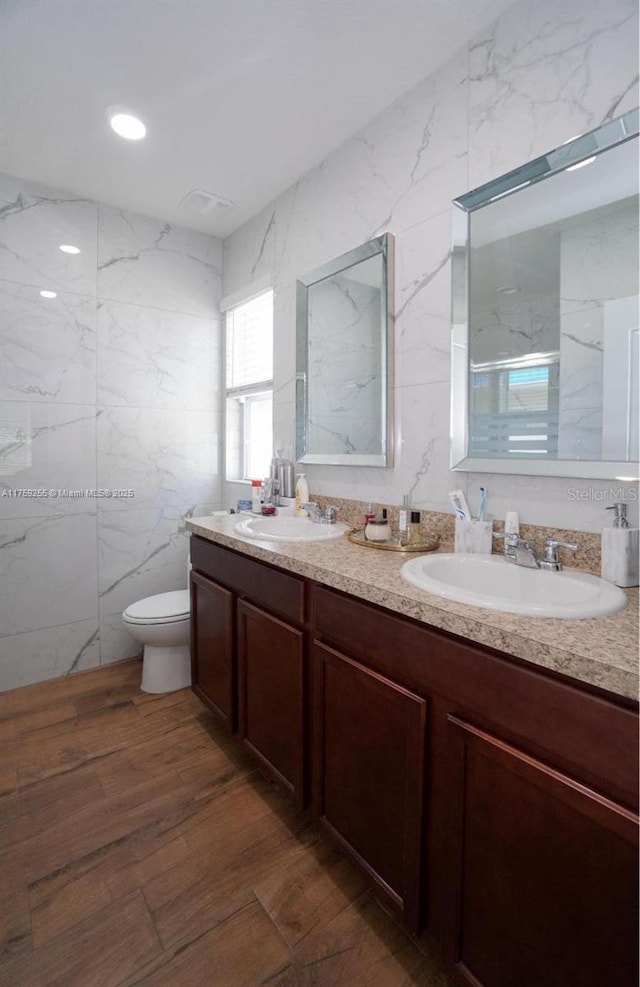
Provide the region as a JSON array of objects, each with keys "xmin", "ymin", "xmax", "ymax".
[
  {"xmin": 296, "ymin": 234, "xmax": 394, "ymax": 466},
  {"xmin": 451, "ymin": 109, "xmax": 639, "ymax": 479}
]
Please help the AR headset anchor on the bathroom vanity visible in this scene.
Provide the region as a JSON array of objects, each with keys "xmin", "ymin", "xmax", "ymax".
[{"xmin": 187, "ymin": 516, "xmax": 639, "ymax": 987}]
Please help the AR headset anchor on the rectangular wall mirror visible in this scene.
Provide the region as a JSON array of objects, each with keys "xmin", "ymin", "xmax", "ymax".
[
  {"xmin": 451, "ymin": 109, "xmax": 639, "ymax": 480},
  {"xmin": 296, "ymin": 233, "xmax": 394, "ymax": 467}
]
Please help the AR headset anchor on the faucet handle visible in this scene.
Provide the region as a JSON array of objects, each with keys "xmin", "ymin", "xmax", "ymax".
[
  {"xmin": 544, "ymin": 538, "xmax": 578, "ymax": 553},
  {"xmin": 493, "ymin": 530, "xmax": 519, "ymax": 545},
  {"xmin": 324, "ymin": 505, "xmax": 338, "ymax": 523},
  {"xmin": 542, "ymin": 538, "xmax": 577, "ymax": 566}
]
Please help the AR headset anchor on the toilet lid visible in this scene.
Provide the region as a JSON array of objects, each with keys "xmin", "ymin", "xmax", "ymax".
[{"xmin": 124, "ymin": 590, "xmax": 190, "ymax": 623}]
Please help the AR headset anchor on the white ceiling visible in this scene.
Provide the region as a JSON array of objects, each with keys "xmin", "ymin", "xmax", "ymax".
[{"xmin": 0, "ymin": 0, "xmax": 514, "ymax": 238}]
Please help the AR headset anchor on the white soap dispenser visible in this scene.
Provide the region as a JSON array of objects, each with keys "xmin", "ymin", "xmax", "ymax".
[
  {"xmin": 601, "ymin": 503, "xmax": 639, "ymax": 588},
  {"xmin": 295, "ymin": 473, "xmax": 309, "ymax": 517}
]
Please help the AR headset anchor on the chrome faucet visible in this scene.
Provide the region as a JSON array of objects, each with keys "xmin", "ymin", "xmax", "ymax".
[
  {"xmin": 538, "ymin": 538, "xmax": 578, "ymax": 572},
  {"xmin": 302, "ymin": 502, "xmax": 338, "ymax": 524},
  {"xmin": 494, "ymin": 532, "xmax": 577, "ymax": 571},
  {"xmin": 506, "ymin": 533, "xmax": 539, "ymax": 568}
]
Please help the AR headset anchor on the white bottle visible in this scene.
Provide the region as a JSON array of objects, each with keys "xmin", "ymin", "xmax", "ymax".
[
  {"xmin": 601, "ymin": 503, "xmax": 639, "ymax": 588},
  {"xmin": 295, "ymin": 473, "xmax": 309, "ymax": 517},
  {"xmin": 251, "ymin": 479, "xmax": 262, "ymax": 514},
  {"xmin": 504, "ymin": 511, "xmax": 520, "ymax": 536}
]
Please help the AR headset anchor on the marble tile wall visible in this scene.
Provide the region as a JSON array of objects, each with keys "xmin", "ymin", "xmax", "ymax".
[
  {"xmin": 0, "ymin": 176, "xmax": 222, "ymax": 689},
  {"xmin": 558, "ymin": 201, "xmax": 639, "ymax": 460},
  {"xmin": 223, "ymin": 0, "xmax": 639, "ymax": 532}
]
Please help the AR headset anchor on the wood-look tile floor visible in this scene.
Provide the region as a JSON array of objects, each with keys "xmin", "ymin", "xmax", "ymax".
[{"xmin": 0, "ymin": 660, "xmax": 455, "ymax": 987}]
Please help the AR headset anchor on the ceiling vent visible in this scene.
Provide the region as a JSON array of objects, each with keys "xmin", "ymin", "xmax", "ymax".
[{"xmin": 179, "ymin": 189, "xmax": 233, "ymax": 215}]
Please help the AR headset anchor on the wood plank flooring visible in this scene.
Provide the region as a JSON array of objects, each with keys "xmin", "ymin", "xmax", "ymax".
[{"xmin": 0, "ymin": 660, "xmax": 455, "ymax": 986}]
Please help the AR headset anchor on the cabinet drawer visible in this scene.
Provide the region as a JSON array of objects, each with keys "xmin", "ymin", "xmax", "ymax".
[
  {"xmin": 313, "ymin": 585, "xmax": 639, "ymax": 809},
  {"xmin": 191, "ymin": 536, "xmax": 305, "ymax": 626}
]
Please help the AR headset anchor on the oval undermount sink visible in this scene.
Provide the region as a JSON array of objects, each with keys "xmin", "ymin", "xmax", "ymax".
[
  {"xmin": 401, "ymin": 553, "xmax": 627, "ymax": 619},
  {"xmin": 234, "ymin": 515, "xmax": 350, "ymax": 542}
]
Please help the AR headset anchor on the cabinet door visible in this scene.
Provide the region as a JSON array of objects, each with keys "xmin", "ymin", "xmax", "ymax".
[
  {"xmin": 190, "ymin": 571, "xmax": 235, "ymax": 730},
  {"xmin": 446, "ymin": 716, "xmax": 639, "ymax": 987},
  {"xmin": 313, "ymin": 642, "xmax": 427, "ymax": 931},
  {"xmin": 237, "ymin": 600, "xmax": 305, "ymax": 805}
]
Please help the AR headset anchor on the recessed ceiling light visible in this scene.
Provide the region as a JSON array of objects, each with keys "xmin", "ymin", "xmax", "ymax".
[
  {"xmin": 109, "ymin": 112, "xmax": 146, "ymax": 141},
  {"xmin": 566, "ymin": 155, "xmax": 596, "ymax": 172},
  {"xmin": 40, "ymin": 290, "xmax": 57, "ymax": 299},
  {"xmin": 59, "ymin": 244, "xmax": 81, "ymax": 254}
]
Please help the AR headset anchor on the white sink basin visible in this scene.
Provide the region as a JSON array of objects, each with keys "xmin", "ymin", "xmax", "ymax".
[
  {"xmin": 401, "ymin": 553, "xmax": 627, "ymax": 619},
  {"xmin": 234, "ymin": 515, "xmax": 350, "ymax": 542}
]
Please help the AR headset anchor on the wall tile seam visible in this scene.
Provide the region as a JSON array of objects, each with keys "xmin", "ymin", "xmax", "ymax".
[
  {"xmin": 0, "ymin": 399, "xmax": 99, "ymax": 409},
  {"xmin": 0, "ymin": 275, "xmax": 97, "ymax": 300},
  {"xmin": 0, "ymin": 508, "xmax": 98, "ymax": 523},
  {"xmin": 0, "ymin": 511, "xmax": 99, "ymax": 524},
  {"xmin": 0, "ymin": 614, "xmax": 100, "ymax": 643},
  {"xmin": 95, "ymin": 295, "xmax": 222, "ymax": 321},
  {"xmin": 94, "ymin": 402, "xmax": 220, "ymax": 412},
  {"xmin": 95, "ymin": 292, "xmax": 222, "ymax": 321}
]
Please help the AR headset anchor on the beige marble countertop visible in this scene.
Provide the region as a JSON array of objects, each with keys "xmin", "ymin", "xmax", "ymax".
[{"xmin": 187, "ymin": 514, "xmax": 639, "ymax": 702}]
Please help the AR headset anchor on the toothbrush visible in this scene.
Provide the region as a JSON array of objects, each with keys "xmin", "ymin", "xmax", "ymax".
[{"xmin": 478, "ymin": 486, "xmax": 487, "ymax": 522}]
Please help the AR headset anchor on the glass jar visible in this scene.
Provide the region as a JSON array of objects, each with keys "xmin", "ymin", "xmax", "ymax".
[{"xmin": 364, "ymin": 517, "xmax": 390, "ymax": 542}]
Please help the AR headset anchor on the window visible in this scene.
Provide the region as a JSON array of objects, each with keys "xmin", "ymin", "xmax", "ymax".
[
  {"xmin": 224, "ymin": 288, "xmax": 274, "ymax": 481},
  {"xmin": 470, "ymin": 354, "xmax": 559, "ymax": 458}
]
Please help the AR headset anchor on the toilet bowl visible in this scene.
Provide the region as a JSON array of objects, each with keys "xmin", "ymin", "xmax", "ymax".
[{"xmin": 122, "ymin": 589, "xmax": 191, "ymax": 694}]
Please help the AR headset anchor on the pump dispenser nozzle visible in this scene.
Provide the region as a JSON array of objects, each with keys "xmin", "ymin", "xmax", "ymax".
[{"xmin": 606, "ymin": 503, "xmax": 629, "ymax": 528}]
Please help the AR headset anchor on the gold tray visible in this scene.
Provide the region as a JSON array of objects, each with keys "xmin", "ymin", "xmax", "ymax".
[{"xmin": 347, "ymin": 529, "xmax": 440, "ymax": 553}]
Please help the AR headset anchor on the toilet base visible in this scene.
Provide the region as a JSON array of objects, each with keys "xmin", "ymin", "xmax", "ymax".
[{"xmin": 141, "ymin": 643, "xmax": 191, "ymax": 694}]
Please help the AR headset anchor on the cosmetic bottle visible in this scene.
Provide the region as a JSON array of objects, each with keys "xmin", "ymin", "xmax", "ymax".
[
  {"xmin": 365, "ymin": 509, "xmax": 390, "ymax": 542},
  {"xmin": 409, "ymin": 510, "xmax": 422, "ymax": 546},
  {"xmin": 251, "ymin": 479, "xmax": 262, "ymax": 514},
  {"xmin": 601, "ymin": 503, "xmax": 639, "ymax": 587},
  {"xmin": 398, "ymin": 494, "xmax": 410, "ymax": 546},
  {"xmin": 295, "ymin": 474, "xmax": 309, "ymax": 517},
  {"xmin": 363, "ymin": 502, "xmax": 376, "ymax": 526},
  {"xmin": 277, "ymin": 459, "xmax": 295, "ymax": 499}
]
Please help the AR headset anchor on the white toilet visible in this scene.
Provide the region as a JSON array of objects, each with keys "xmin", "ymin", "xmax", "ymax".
[{"xmin": 122, "ymin": 586, "xmax": 191, "ymax": 694}]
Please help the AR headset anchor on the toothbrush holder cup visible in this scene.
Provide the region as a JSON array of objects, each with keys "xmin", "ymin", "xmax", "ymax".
[{"xmin": 454, "ymin": 519, "xmax": 493, "ymax": 554}]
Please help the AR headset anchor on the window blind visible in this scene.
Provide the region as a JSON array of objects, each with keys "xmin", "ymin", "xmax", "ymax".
[{"xmin": 226, "ymin": 291, "xmax": 273, "ymax": 391}]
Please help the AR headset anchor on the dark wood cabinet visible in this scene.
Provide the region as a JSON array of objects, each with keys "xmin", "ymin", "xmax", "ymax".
[
  {"xmin": 238, "ymin": 600, "xmax": 305, "ymax": 805},
  {"xmin": 311, "ymin": 584, "xmax": 638, "ymax": 985},
  {"xmin": 190, "ymin": 570, "xmax": 235, "ymax": 730},
  {"xmin": 190, "ymin": 535, "xmax": 309, "ymax": 802},
  {"xmin": 446, "ymin": 716, "xmax": 638, "ymax": 987},
  {"xmin": 313, "ymin": 642, "xmax": 427, "ymax": 931},
  {"xmin": 190, "ymin": 535, "xmax": 639, "ymax": 986}
]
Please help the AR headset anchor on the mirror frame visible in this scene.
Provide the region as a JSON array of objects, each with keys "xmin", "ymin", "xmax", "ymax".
[
  {"xmin": 450, "ymin": 108, "xmax": 639, "ymax": 480},
  {"xmin": 295, "ymin": 233, "xmax": 394, "ymax": 467}
]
